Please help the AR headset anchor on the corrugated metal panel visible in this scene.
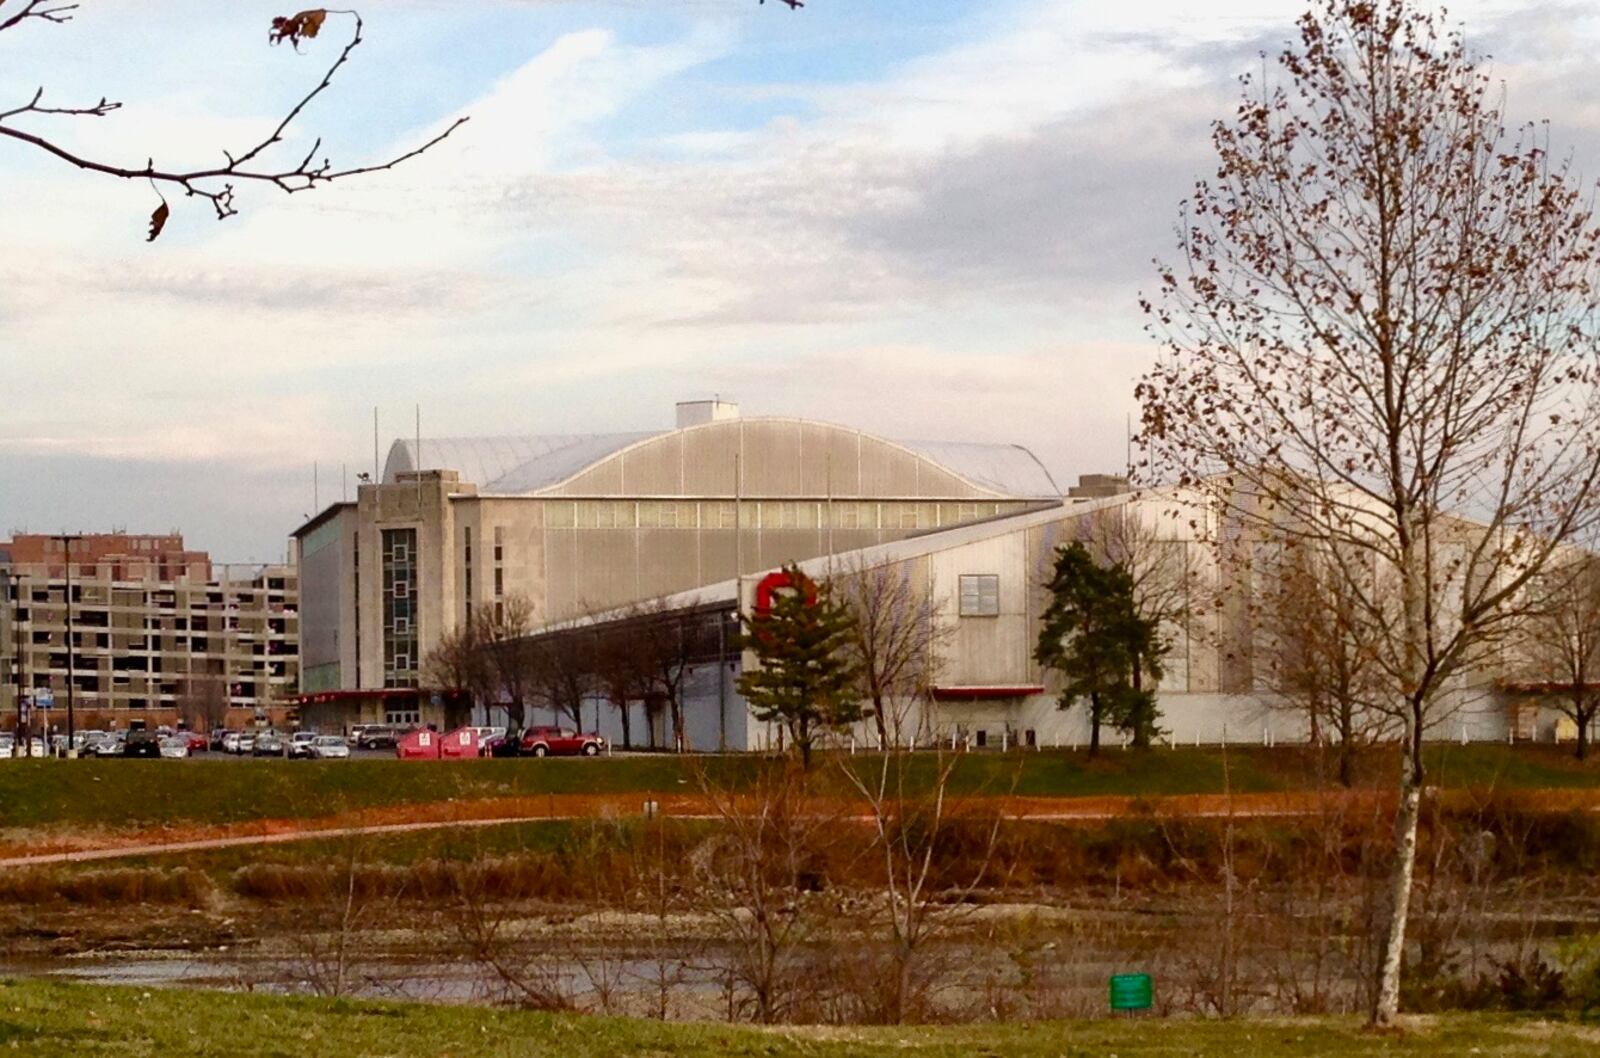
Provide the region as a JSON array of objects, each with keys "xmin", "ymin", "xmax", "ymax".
[
  {"xmin": 383, "ymin": 420, "xmax": 1061, "ymax": 501},
  {"xmin": 899, "ymin": 440, "xmax": 1062, "ymax": 499}
]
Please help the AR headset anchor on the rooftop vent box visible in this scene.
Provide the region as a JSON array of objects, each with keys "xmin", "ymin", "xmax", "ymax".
[{"xmin": 675, "ymin": 399, "xmax": 740, "ymax": 429}]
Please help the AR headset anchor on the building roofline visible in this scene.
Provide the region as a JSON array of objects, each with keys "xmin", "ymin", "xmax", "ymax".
[
  {"xmin": 291, "ymin": 502, "xmax": 356, "ymax": 539},
  {"xmin": 387, "ymin": 416, "xmax": 1063, "ymax": 502}
]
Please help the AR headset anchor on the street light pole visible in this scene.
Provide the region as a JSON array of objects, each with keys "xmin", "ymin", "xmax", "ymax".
[{"xmin": 51, "ymin": 534, "xmax": 82, "ymax": 754}]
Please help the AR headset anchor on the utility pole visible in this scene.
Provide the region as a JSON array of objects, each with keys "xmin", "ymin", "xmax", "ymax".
[
  {"xmin": 6, "ymin": 573, "xmax": 22, "ymax": 752},
  {"xmin": 52, "ymin": 534, "xmax": 82, "ymax": 755}
]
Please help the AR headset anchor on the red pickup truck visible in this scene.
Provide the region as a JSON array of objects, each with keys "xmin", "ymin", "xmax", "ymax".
[{"xmin": 518, "ymin": 726, "xmax": 605, "ymax": 757}]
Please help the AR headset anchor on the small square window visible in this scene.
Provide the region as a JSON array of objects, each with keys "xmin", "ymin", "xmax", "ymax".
[
  {"xmin": 392, "ymin": 542, "xmax": 409, "ymax": 563},
  {"xmin": 959, "ymin": 574, "xmax": 1000, "ymax": 617},
  {"xmin": 394, "ymin": 653, "xmax": 410, "ymax": 672},
  {"xmin": 393, "ymin": 580, "xmax": 409, "ymax": 599},
  {"xmin": 394, "ymin": 617, "xmax": 409, "ymax": 635}
]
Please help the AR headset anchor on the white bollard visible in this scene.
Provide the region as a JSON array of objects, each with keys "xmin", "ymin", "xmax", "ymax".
[
  {"xmin": 1001, "ymin": 731, "xmax": 1008, "ymax": 752},
  {"xmin": 850, "ymin": 735, "xmax": 856, "ymax": 755}
]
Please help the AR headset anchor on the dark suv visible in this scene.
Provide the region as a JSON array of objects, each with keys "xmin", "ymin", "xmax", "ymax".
[
  {"xmin": 123, "ymin": 728, "xmax": 162, "ymax": 758},
  {"xmin": 356, "ymin": 725, "xmax": 407, "ymax": 750}
]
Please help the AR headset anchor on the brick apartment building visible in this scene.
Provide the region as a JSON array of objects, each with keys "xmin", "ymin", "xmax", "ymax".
[{"xmin": 0, "ymin": 532, "xmax": 300, "ymax": 732}]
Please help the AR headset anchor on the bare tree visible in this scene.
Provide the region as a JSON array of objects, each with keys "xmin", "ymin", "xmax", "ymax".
[
  {"xmin": 175, "ymin": 675, "xmax": 229, "ymax": 733},
  {"xmin": 691, "ymin": 759, "xmax": 828, "ymax": 1023},
  {"xmin": 0, "ymin": 5, "xmax": 466, "ymax": 239},
  {"xmin": 1137, "ymin": 0, "xmax": 1600, "ymax": 1024},
  {"xmin": 593, "ymin": 622, "xmax": 648, "ymax": 749},
  {"xmin": 838, "ymin": 750, "xmax": 1003, "ymax": 1023},
  {"xmin": 524, "ymin": 631, "xmax": 595, "ymax": 731},
  {"xmin": 1076, "ymin": 503, "xmax": 1189, "ymax": 638},
  {"xmin": 283, "ymin": 831, "xmax": 386, "ymax": 998},
  {"xmin": 423, "ymin": 619, "xmax": 489, "ymax": 714},
  {"xmin": 834, "ymin": 561, "xmax": 950, "ymax": 750},
  {"xmin": 1259, "ymin": 543, "xmax": 1395, "ymax": 786},
  {"xmin": 633, "ymin": 601, "xmax": 700, "ymax": 753},
  {"xmin": 0, "ymin": 2, "xmax": 802, "ymax": 239},
  {"xmin": 1516, "ymin": 553, "xmax": 1600, "ymax": 759},
  {"xmin": 478, "ymin": 594, "xmax": 538, "ymax": 726}
]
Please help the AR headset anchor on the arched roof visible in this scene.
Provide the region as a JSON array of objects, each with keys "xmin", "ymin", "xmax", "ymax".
[{"xmin": 383, "ymin": 418, "xmax": 1061, "ymax": 500}]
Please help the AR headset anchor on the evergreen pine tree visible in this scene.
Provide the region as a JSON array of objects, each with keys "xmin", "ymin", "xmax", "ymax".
[
  {"xmin": 737, "ymin": 564, "xmax": 862, "ymax": 768},
  {"xmin": 1034, "ymin": 542, "xmax": 1166, "ymax": 753}
]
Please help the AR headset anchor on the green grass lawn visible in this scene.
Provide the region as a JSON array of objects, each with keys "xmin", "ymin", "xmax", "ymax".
[
  {"xmin": 1, "ymin": 745, "xmax": 1596, "ymax": 832},
  {"xmin": 0, "ymin": 980, "xmax": 1595, "ymax": 1057}
]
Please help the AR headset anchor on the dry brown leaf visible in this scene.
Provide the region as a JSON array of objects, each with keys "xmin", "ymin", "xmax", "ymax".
[
  {"xmin": 269, "ymin": 9, "xmax": 328, "ymax": 48},
  {"xmin": 146, "ymin": 202, "xmax": 169, "ymax": 243}
]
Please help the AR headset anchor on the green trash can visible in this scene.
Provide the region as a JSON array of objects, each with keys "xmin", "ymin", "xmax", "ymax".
[{"xmin": 1109, "ymin": 972, "xmax": 1153, "ymax": 1012}]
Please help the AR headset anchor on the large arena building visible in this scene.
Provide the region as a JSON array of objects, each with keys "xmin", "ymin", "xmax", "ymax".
[
  {"xmin": 291, "ymin": 400, "xmax": 1587, "ymax": 749},
  {"xmin": 291, "ymin": 400, "xmax": 1066, "ymax": 725}
]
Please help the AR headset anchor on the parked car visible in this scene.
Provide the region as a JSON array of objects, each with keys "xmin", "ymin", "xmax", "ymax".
[
  {"xmin": 253, "ymin": 731, "xmax": 286, "ymax": 757},
  {"xmin": 91, "ymin": 733, "xmax": 124, "ymax": 757},
  {"xmin": 221, "ymin": 732, "xmax": 241, "ymax": 754},
  {"xmin": 235, "ymin": 733, "xmax": 256, "ymax": 755},
  {"xmin": 123, "ymin": 729, "xmax": 162, "ymax": 758},
  {"xmin": 483, "ymin": 729, "xmax": 521, "ymax": 758},
  {"xmin": 209, "ymin": 728, "xmax": 230, "ymax": 751},
  {"xmin": 518, "ymin": 726, "xmax": 605, "ymax": 757},
  {"xmin": 286, "ymin": 731, "xmax": 318, "ymax": 759},
  {"xmin": 309, "ymin": 735, "xmax": 350, "ymax": 760},
  {"xmin": 72, "ymin": 730, "xmax": 106, "ymax": 752},
  {"xmin": 356, "ymin": 725, "xmax": 408, "ymax": 750},
  {"xmin": 158, "ymin": 736, "xmax": 190, "ymax": 759},
  {"xmin": 179, "ymin": 730, "xmax": 208, "ymax": 753},
  {"xmin": 0, "ymin": 735, "xmax": 12, "ymax": 758}
]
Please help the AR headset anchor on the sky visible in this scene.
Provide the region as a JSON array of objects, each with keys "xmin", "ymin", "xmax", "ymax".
[{"xmin": 3, "ymin": 0, "xmax": 1599, "ymax": 561}]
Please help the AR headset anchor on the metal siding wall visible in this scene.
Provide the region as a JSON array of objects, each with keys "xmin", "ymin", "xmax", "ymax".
[
  {"xmin": 681, "ymin": 425, "xmax": 739, "ymax": 494},
  {"xmin": 636, "ymin": 528, "xmax": 694, "ymax": 600},
  {"xmin": 620, "ymin": 432, "xmax": 683, "ymax": 493}
]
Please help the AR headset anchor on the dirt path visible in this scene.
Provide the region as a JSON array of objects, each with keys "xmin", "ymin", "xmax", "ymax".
[{"xmin": 4, "ymin": 787, "xmax": 1596, "ymax": 868}]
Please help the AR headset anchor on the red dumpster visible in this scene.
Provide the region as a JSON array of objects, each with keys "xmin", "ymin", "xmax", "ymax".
[
  {"xmin": 395, "ymin": 728, "xmax": 441, "ymax": 760},
  {"xmin": 439, "ymin": 726, "xmax": 482, "ymax": 759}
]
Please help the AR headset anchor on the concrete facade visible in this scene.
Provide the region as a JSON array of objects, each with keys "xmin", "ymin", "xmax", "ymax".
[
  {"xmin": 292, "ymin": 406, "xmax": 1063, "ymax": 696},
  {"xmin": 1, "ymin": 533, "xmax": 299, "ymax": 732}
]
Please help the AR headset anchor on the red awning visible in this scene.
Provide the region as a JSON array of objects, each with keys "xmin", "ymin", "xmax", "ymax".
[
  {"xmin": 931, "ymin": 685, "xmax": 1045, "ymax": 701},
  {"xmin": 293, "ymin": 688, "xmax": 423, "ymax": 705}
]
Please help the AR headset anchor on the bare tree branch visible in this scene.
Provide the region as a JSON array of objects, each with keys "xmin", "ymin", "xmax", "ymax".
[{"xmin": 0, "ymin": 7, "xmax": 467, "ymax": 237}]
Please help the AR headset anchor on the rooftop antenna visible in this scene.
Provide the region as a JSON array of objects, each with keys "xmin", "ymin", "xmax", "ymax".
[
  {"xmin": 372, "ymin": 406, "xmax": 380, "ymax": 487},
  {"xmin": 342, "ymin": 463, "xmax": 348, "ymax": 503},
  {"xmin": 313, "ymin": 461, "xmax": 319, "ymax": 512}
]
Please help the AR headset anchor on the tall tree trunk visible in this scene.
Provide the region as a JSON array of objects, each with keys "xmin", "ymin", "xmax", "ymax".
[
  {"xmin": 1338, "ymin": 704, "xmax": 1355, "ymax": 789},
  {"xmin": 1576, "ymin": 706, "xmax": 1589, "ymax": 761},
  {"xmin": 1374, "ymin": 538, "xmax": 1429, "ymax": 1028},
  {"xmin": 618, "ymin": 697, "xmax": 632, "ymax": 750},
  {"xmin": 1374, "ymin": 750, "xmax": 1422, "ymax": 1025},
  {"xmin": 872, "ymin": 692, "xmax": 890, "ymax": 751},
  {"xmin": 1088, "ymin": 693, "xmax": 1101, "ymax": 757}
]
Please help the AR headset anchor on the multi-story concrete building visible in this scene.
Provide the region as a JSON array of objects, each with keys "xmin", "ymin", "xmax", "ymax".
[
  {"xmin": 0, "ymin": 532, "xmax": 299, "ymax": 732},
  {"xmin": 291, "ymin": 400, "xmax": 1064, "ymax": 725}
]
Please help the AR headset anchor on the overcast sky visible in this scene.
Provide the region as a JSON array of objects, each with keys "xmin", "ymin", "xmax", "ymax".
[{"xmin": 2, "ymin": 0, "xmax": 1596, "ymax": 560}]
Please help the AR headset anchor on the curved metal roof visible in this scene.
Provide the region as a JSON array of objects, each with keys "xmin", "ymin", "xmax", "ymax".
[{"xmin": 383, "ymin": 419, "xmax": 1061, "ymax": 499}]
